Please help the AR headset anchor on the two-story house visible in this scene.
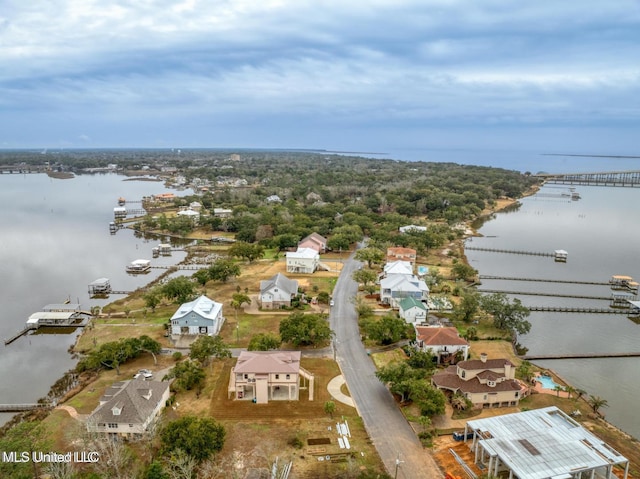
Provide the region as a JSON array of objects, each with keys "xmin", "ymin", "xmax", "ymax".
[
  {"xmin": 298, "ymin": 232, "xmax": 327, "ymax": 253},
  {"xmin": 431, "ymin": 353, "xmax": 523, "ymax": 408},
  {"xmin": 259, "ymin": 273, "xmax": 299, "ymax": 309},
  {"xmin": 398, "ymin": 297, "xmax": 428, "ymax": 324},
  {"xmin": 386, "ymin": 247, "xmax": 417, "ymax": 266},
  {"xmin": 229, "ymin": 351, "xmax": 314, "ymax": 404},
  {"xmin": 170, "ymin": 295, "xmax": 224, "ymax": 336},
  {"xmin": 414, "ymin": 325, "xmax": 469, "ymax": 363},
  {"xmin": 86, "ymin": 379, "xmax": 170, "ymax": 438},
  {"xmin": 286, "ymin": 247, "xmax": 319, "ymax": 274},
  {"xmin": 379, "ymin": 274, "xmax": 429, "ymax": 308}
]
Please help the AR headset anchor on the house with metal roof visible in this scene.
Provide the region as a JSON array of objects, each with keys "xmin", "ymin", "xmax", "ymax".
[
  {"xmin": 259, "ymin": 273, "xmax": 299, "ymax": 309},
  {"xmin": 461, "ymin": 406, "xmax": 629, "ymax": 479},
  {"xmin": 229, "ymin": 351, "xmax": 314, "ymax": 404},
  {"xmin": 379, "ymin": 274, "xmax": 429, "ymax": 308},
  {"xmin": 398, "ymin": 297, "xmax": 428, "ymax": 324},
  {"xmin": 170, "ymin": 295, "xmax": 224, "ymax": 336},
  {"xmin": 286, "ymin": 247, "xmax": 319, "ymax": 274},
  {"xmin": 86, "ymin": 379, "xmax": 170, "ymax": 437}
]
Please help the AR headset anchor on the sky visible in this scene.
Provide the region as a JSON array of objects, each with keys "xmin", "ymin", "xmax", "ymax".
[{"xmin": 2, "ymin": 1, "xmax": 640, "ymax": 156}]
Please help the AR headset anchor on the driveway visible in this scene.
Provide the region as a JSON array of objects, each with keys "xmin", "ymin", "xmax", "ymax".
[{"xmin": 330, "ymin": 250, "xmax": 441, "ymax": 478}]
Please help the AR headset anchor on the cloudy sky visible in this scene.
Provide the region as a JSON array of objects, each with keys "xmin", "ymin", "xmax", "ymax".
[{"xmin": 2, "ymin": 1, "xmax": 639, "ymax": 157}]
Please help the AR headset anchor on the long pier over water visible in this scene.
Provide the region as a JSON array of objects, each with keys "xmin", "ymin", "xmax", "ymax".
[{"xmin": 534, "ymin": 170, "xmax": 640, "ymax": 187}]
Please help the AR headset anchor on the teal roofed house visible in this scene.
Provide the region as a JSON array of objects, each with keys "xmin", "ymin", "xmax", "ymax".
[{"xmin": 398, "ymin": 297, "xmax": 428, "ymax": 324}]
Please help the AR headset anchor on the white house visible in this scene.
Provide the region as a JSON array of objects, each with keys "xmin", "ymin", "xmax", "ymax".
[
  {"xmin": 170, "ymin": 295, "xmax": 224, "ymax": 336},
  {"xmin": 266, "ymin": 195, "xmax": 282, "ymax": 203},
  {"xmin": 399, "ymin": 224, "xmax": 427, "ymax": 233},
  {"xmin": 86, "ymin": 379, "xmax": 170, "ymax": 438},
  {"xmin": 381, "ymin": 260, "xmax": 414, "ymax": 278},
  {"xmin": 380, "ymin": 274, "xmax": 429, "ymax": 308},
  {"xmin": 286, "ymin": 247, "xmax": 319, "ymax": 274},
  {"xmin": 414, "ymin": 325, "xmax": 469, "ymax": 363},
  {"xmin": 176, "ymin": 208, "xmax": 200, "ymax": 223},
  {"xmin": 260, "ymin": 273, "xmax": 299, "ymax": 309},
  {"xmin": 398, "ymin": 297, "xmax": 428, "ymax": 324}
]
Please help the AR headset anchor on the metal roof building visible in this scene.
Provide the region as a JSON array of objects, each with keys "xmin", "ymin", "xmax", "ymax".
[{"xmin": 463, "ymin": 406, "xmax": 629, "ymax": 479}]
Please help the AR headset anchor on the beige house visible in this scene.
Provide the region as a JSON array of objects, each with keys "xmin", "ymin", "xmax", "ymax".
[
  {"xmin": 431, "ymin": 353, "xmax": 523, "ymax": 408},
  {"xmin": 229, "ymin": 351, "xmax": 314, "ymax": 404},
  {"xmin": 386, "ymin": 247, "xmax": 417, "ymax": 265},
  {"xmin": 414, "ymin": 325, "xmax": 469, "ymax": 363},
  {"xmin": 86, "ymin": 379, "xmax": 170, "ymax": 437}
]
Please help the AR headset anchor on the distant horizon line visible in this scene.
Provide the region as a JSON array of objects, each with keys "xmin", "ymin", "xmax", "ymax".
[{"xmin": 0, "ymin": 147, "xmax": 389, "ymax": 155}]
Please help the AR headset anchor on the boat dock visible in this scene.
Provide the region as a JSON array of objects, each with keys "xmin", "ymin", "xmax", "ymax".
[
  {"xmin": 0, "ymin": 403, "xmax": 49, "ymax": 412},
  {"xmin": 466, "ymin": 247, "xmax": 567, "ymax": 261},
  {"xmin": 527, "ymin": 306, "xmax": 630, "ymax": 314},
  {"xmin": 5, "ymin": 304, "xmax": 92, "ymax": 346},
  {"xmin": 4, "ymin": 319, "xmax": 89, "ymax": 346},
  {"xmin": 523, "ymin": 352, "xmax": 640, "ymax": 360},
  {"xmin": 477, "ymin": 289, "xmax": 612, "ymax": 301},
  {"xmin": 479, "ymin": 275, "xmax": 609, "ymax": 286}
]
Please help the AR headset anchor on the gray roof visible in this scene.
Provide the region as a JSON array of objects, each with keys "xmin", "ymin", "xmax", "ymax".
[
  {"xmin": 467, "ymin": 407, "xmax": 628, "ymax": 479},
  {"xmin": 260, "ymin": 273, "xmax": 298, "ymax": 296},
  {"xmin": 89, "ymin": 379, "xmax": 169, "ymax": 426}
]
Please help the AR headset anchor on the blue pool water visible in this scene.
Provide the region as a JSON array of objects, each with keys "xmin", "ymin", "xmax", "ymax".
[{"xmin": 536, "ymin": 375, "xmax": 560, "ymax": 390}]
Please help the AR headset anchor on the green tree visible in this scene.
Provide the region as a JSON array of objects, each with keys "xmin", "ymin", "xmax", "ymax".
[
  {"xmin": 317, "ymin": 291, "xmax": 330, "ymax": 304},
  {"xmin": 193, "ymin": 269, "xmax": 210, "ymax": 287},
  {"xmin": 145, "ymin": 461, "xmax": 168, "ymax": 479},
  {"xmin": 161, "ymin": 416, "xmax": 226, "ymax": 462},
  {"xmin": 230, "ymin": 293, "xmax": 251, "ymax": 321},
  {"xmin": 143, "ymin": 286, "xmax": 163, "ymax": 312},
  {"xmin": 480, "ymin": 293, "xmax": 531, "ymax": 336},
  {"xmin": 324, "ymin": 400, "xmax": 336, "ymax": 418},
  {"xmin": 452, "ymin": 290, "xmax": 480, "ymax": 323},
  {"xmin": 409, "ymin": 380, "xmax": 446, "ymax": 416},
  {"xmin": 189, "ymin": 335, "xmax": 231, "ymax": 365},
  {"xmin": 375, "ymin": 361, "xmax": 424, "ymax": 402},
  {"xmin": 352, "ymin": 268, "xmax": 378, "ymax": 288},
  {"xmin": 406, "ymin": 349, "xmax": 436, "ymax": 373},
  {"xmin": 588, "ymin": 395, "xmax": 609, "ymax": 415},
  {"xmin": 0, "ymin": 421, "xmax": 50, "ymax": 479},
  {"xmin": 207, "ymin": 258, "xmax": 241, "ymax": 282},
  {"xmin": 279, "ymin": 312, "xmax": 334, "ymax": 347},
  {"xmin": 355, "ymin": 247, "xmax": 385, "ymax": 268},
  {"xmin": 164, "ymin": 359, "xmax": 206, "ymax": 392},
  {"xmin": 451, "ymin": 262, "xmax": 477, "ymax": 281},
  {"xmin": 162, "ymin": 276, "xmax": 196, "ymax": 304},
  {"xmin": 247, "ymin": 332, "xmax": 282, "ymax": 351},
  {"xmin": 327, "ymin": 234, "xmax": 350, "ymax": 252},
  {"xmin": 515, "ymin": 360, "xmax": 534, "ymax": 382},
  {"xmin": 228, "ymin": 242, "xmax": 265, "ymax": 262},
  {"xmin": 364, "ymin": 314, "xmax": 412, "ymax": 345}
]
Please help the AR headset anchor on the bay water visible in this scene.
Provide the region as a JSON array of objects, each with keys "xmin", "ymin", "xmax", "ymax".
[
  {"xmin": 0, "ymin": 173, "xmax": 185, "ymax": 426},
  {"xmin": 466, "ymin": 184, "xmax": 640, "ymax": 440}
]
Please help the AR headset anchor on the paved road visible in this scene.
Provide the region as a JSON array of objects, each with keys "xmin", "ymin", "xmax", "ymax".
[{"xmin": 330, "ymin": 251, "xmax": 441, "ymax": 479}]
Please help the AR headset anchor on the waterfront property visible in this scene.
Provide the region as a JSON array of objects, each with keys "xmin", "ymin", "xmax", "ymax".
[
  {"xmin": 228, "ymin": 351, "xmax": 314, "ymax": 403},
  {"xmin": 414, "ymin": 325, "xmax": 469, "ymax": 364},
  {"xmin": 126, "ymin": 259, "xmax": 151, "ymax": 273},
  {"xmin": 461, "ymin": 406, "xmax": 629, "ymax": 479},
  {"xmin": 86, "ymin": 379, "xmax": 170, "ymax": 438},
  {"xmin": 170, "ymin": 295, "xmax": 225, "ymax": 337},
  {"xmin": 398, "ymin": 297, "xmax": 428, "ymax": 324},
  {"xmin": 26, "ymin": 303, "xmax": 84, "ymax": 327},
  {"xmin": 259, "ymin": 273, "xmax": 299, "ymax": 309},
  {"xmin": 431, "ymin": 353, "xmax": 523, "ymax": 408},
  {"xmin": 379, "ymin": 274, "xmax": 429, "ymax": 308}
]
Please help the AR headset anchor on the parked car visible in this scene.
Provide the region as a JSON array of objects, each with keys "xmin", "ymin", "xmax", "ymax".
[
  {"xmin": 330, "ymin": 300, "xmax": 335, "ymax": 307},
  {"xmin": 134, "ymin": 369, "xmax": 153, "ymax": 380},
  {"xmin": 452, "ymin": 431, "xmax": 474, "ymax": 441}
]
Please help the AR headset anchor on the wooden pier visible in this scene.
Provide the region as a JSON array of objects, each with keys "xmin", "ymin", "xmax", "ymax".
[
  {"xmin": 527, "ymin": 306, "xmax": 629, "ymax": 314},
  {"xmin": 5, "ymin": 320, "xmax": 89, "ymax": 346},
  {"xmin": 479, "ymin": 275, "xmax": 609, "ymax": 286},
  {"xmin": 0, "ymin": 403, "xmax": 49, "ymax": 412},
  {"xmin": 534, "ymin": 170, "xmax": 640, "ymax": 187},
  {"xmin": 466, "ymin": 247, "xmax": 555, "ymax": 257},
  {"xmin": 523, "ymin": 352, "xmax": 640, "ymax": 361},
  {"xmin": 477, "ymin": 289, "xmax": 611, "ymax": 301}
]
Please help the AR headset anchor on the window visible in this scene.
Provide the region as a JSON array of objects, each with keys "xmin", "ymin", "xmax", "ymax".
[
  {"xmin": 275, "ymin": 374, "xmax": 280, "ymax": 379},
  {"xmin": 461, "ymin": 370, "xmax": 466, "ymax": 379},
  {"xmin": 515, "ymin": 391, "xmax": 519, "ymax": 398},
  {"xmin": 108, "ymin": 423, "xmax": 118, "ymax": 429},
  {"xmin": 286, "ymin": 374, "xmax": 290, "ymax": 380},
  {"xmin": 244, "ymin": 374, "xmax": 248, "ymax": 379}
]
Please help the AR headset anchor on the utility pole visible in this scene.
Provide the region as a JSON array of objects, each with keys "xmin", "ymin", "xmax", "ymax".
[{"xmin": 394, "ymin": 453, "xmax": 404, "ymax": 479}]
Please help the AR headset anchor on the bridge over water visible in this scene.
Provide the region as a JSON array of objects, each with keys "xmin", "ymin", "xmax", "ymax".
[{"xmin": 534, "ymin": 170, "xmax": 640, "ymax": 187}]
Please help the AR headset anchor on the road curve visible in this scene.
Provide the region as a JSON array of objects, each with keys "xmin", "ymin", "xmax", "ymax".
[{"xmin": 330, "ymin": 250, "xmax": 441, "ymax": 479}]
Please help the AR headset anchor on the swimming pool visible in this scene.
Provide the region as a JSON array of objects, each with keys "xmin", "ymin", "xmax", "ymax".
[{"xmin": 536, "ymin": 375, "xmax": 560, "ymax": 390}]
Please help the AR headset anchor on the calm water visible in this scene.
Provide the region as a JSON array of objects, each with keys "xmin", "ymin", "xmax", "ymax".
[
  {"xmin": 0, "ymin": 173, "xmax": 185, "ymax": 425},
  {"xmin": 466, "ymin": 184, "xmax": 640, "ymax": 441}
]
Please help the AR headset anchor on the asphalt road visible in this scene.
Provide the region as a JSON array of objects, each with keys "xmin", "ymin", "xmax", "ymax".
[{"xmin": 330, "ymin": 251, "xmax": 441, "ymax": 479}]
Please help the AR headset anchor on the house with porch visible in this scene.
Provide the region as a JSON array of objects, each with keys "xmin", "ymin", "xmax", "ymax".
[
  {"xmin": 286, "ymin": 247, "xmax": 319, "ymax": 274},
  {"xmin": 431, "ymin": 353, "xmax": 523, "ymax": 408},
  {"xmin": 229, "ymin": 351, "xmax": 314, "ymax": 404},
  {"xmin": 298, "ymin": 232, "xmax": 327, "ymax": 253},
  {"xmin": 170, "ymin": 295, "xmax": 224, "ymax": 336},
  {"xmin": 259, "ymin": 273, "xmax": 299, "ymax": 309},
  {"xmin": 380, "ymin": 260, "xmax": 414, "ymax": 279},
  {"xmin": 398, "ymin": 297, "xmax": 428, "ymax": 324},
  {"xmin": 379, "ymin": 274, "xmax": 429, "ymax": 308},
  {"xmin": 86, "ymin": 379, "xmax": 170, "ymax": 437},
  {"xmin": 414, "ymin": 325, "xmax": 469, "ymax": 363}
]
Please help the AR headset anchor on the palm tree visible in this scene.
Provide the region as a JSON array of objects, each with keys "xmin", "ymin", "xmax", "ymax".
[
  {"xmin": 564, "ymin": 385, "xmax": 577, "ymax": 400},
  {"xmin": 588, "ymin": 395, "xmax": 609, "ymax": 415},
  {"xmin": 575, "ymin": 388, "xmax": 587, "ymax": 401},
  {"xmin": 451, "ymin": 394, "xmax": 468, "ymax": 411},
  {"xmin": 554, "ymin": 385, "xmax": 565, "ymax": 397}
]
